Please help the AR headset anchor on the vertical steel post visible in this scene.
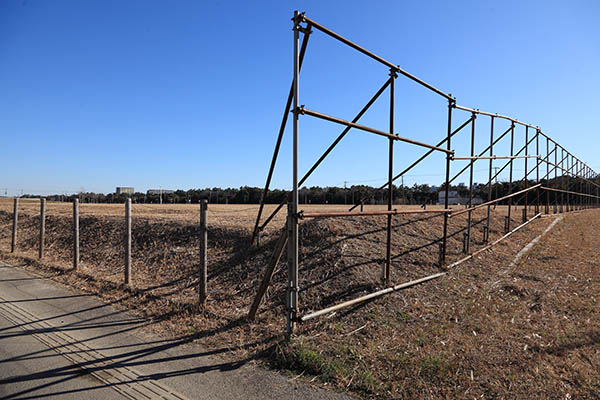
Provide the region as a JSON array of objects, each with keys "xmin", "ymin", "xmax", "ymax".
[
  {"xmin": 73, "ymin": 199, "xmax": 79, "ymax": 270},
  {"xmin": 545, "ymin": 137, "xmax": 550, "ymax": 214},
  {"xmin": 287, "ymin": 10, "xmax": 300, "ymax": 337},
  {"xmin": 586, "ymin": 168, "xmax": 590, "ymax": 209},
  {"xmin": 199, "ymin": 199, "xmax": 208, "ymax": 304},
  {"xmin": 506, "ymin": 123, "xmax": 515, "ymax": 232},
  {"xmin": 588, "ymin": 169, "xmax": 591, "ymax": 209},
  {"xmin": 554, "ymin": 143, "xmax": 558, "ymax": 213},
  {"xmin": 485, "ymin": 116, "xmax": 494, "ymax": 243},
  {"xmin": 524, "ymin": 126, "xmax": 528, "ymax": 218},
  {"xmin": 125, "ymin": 198, "xmax": 131, "ymax": 284},
  {"xmin": 565, "ymin": 155, "xmax": 569, "ymax": 212},
  {"xmin": 385, "ymin": 69, "xmax": 396, "ymax": 284},
  {"xmin": 535, "ymin": 129, "xmax": 540, "ymax": 214},
  {"xmin": 561, "ymin": 149, "xmax": 565, "ymax": 213},
  {"xmin": 572, "ymin": 160, "xmax": 576, "ymax": 210},
  {"xmin": 441, "ymin": 98, "xmax": 454, "ymax": 265},
  {"xmin": 465, "ymin": 113, "xmax": 476, "ymax": 253},
  {"xmin": 577, "ymin": 161, "xmax": 583, "ymax": 210},
  {"xmin": 39, "ymin": 198, "xmax": 46, "ymax": 259},
  {"xmin": 11, "ymin": 197, "xmax": 18, "ymax": 253}
]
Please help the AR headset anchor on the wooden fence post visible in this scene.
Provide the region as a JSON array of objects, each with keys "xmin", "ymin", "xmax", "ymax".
[
  {"xmin": 39, "ymin": 199, "xmax": 46, "ymax": 259},
  {"xmin": 11, "ymin": 198, "xmax": 18, "ymax": 253},
  {"xmin": 199, "ymin": 199, "xmax": 208, "ymax": 304},
  {"xmin": 73, "ymin": 199, "xmax": 79, "ymax": 270},
  {"xmin": 125, "ymin": 198, "xmax": 132, "ymax": 285}
]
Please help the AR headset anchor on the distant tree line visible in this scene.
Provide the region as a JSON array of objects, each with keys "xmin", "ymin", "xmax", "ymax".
[{"xmin": 21, "ymin": 176, "xmax": 594, "ymax": 206}]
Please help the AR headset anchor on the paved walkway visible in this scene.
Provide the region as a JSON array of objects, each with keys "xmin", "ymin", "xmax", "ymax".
[{"xmin": 0, "ymin": 260, "xmax": 350, "ymax": 400}]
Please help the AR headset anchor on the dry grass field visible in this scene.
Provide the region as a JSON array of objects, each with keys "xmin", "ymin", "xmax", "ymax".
[{"xmin": 0, "ymin": 197, "xmax": 598, "ymax": 399}]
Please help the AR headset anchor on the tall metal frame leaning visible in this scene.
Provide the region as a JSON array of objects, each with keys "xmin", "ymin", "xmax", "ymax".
[{"xmin": 250, "ymin": 11, "xmax": 599, "ymax": 336}]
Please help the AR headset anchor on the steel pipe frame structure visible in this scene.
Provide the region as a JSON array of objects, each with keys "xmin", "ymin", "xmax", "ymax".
[{"xmin": 252, "ymin": 12, "xmax": 598, "ymax": 334}]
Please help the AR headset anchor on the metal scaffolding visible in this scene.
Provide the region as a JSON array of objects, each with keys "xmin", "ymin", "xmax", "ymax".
[{"xmin": 249, "ymin": 11, "xmax": 599, "ymax": 336}]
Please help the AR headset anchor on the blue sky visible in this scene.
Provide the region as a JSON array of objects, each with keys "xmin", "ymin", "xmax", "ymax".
[{"xmin": 1, "ymin": 0, "xmax": 599, "ymax": 196}]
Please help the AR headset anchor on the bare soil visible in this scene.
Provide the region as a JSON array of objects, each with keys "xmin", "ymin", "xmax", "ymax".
[{"xmin": 0, "ymin": 198, "xmax": 597, "ymax": 399}]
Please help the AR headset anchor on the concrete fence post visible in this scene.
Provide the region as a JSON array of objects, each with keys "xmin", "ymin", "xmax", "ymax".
[
  {"xmin": 11, "ymin": 198, "xmax": 18, "ymax": 253},
  {"xmin": 199, "ymin": 199, "xmax": 208, "ymax": 304},
  {"xmin": 73, "ymin": 199, "xmax": 79, "ymax": 270},
  {"xmin": 125, "ymin": 198, "xmax": 132, "ymax": 285},
  {"xmin": 39, "ymin": 199, "xmax": 46, "ymax": 259}
]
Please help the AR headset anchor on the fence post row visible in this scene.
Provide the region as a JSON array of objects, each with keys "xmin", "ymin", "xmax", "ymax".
[
  {"xmin": 199, "ymin": 199, "xmax": 208, "ymax": 304},
  {"xmin": 73, "ymin": 198, "xmax": 79, "ymax": 270}
]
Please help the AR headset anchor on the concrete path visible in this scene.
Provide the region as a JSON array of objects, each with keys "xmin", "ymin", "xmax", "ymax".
[{"xmin": 0, "ymin": 260, "xmax": 350, "ymax": 400}]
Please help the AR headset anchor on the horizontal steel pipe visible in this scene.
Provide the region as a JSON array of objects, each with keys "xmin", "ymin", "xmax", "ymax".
[
  {"xmin": 301, "ymin": 15, "xmax": 453, "ymax": 100},
  {"xmin": 451, "ymin": 184, "xmax": 541, "ymax": 217},
  {"xmin": 485, "ymin": 134, "xmax": 537, "ymax": 186},
  {"xmin": 454, "ymin": 104, "xmax": 537, "ymax": 130},
  {"xmin": 301, "ymin": 213, "xmax": 543, "ymax": 322},
  {"xmin": 299, "ymin": 107, "xmax": 453, "ymax": 154},
  {"xmin": 299, "ymin": 208, "xmax": 452, "ymax": 219},
  {"xmin": 376, "ymin": 116, "xmax": 474, "ymax": 192},
  {"xmin": 543, "ymin": 159, "xmax": 600, "ymax": 188},
  {"xmin": 258, "ymin": 78, "xmax": 393, "ymax": 233},
  {"xmin": 300, "ymin": 272, "xmax": 447, "ymax": 322},
  {"xmin": 452, "ymin": 155, "xmax": 539, "ymax": 161},
  {"xmin": 541, "ymin": 186, "xmax": 600, "ymax": 199},
  {"xmin": 446, "ymin": 213, "xmax": 541, "ymax": 269},
  {"xmin": 448, "ymin": 124, "xmax": 515, "ymax": 185}
]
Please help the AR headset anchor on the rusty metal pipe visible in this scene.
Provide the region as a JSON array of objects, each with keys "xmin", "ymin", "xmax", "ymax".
[
  {"xmin": 299, "ymin": 107, "xmax": 453, "ymax": 154},
  {"xmin": 541, "ymin": 186, "xmax": 600, "ymax": 199},
  {"xmin": 454, "ymin": 104, "xmax": 538, "ymax": 129},
  {"xmin": 348, "ymin": 115, "xmax": 474, "ymax": 212},
  {"xmin": 301, "ymin": 15, "xmax": 453, "ymax": 100},
  {"xmin": 258, "ymin": 77, "xmax": 393, "ymax": 232},
  {"xmin": 448, "ymin": 123, "xmax": 514, "ymax": 185},
  {"xmin": 252, "ymin": 26, "xmax": 312, "ymax": 244},
  {"xmin": 441, "ymin": 99, "xmax": 454, "ymax": 265},
  {"xmin": 385, "ymin": 71, "xmax": 396, "ymax": 285},
  {"xmin": 299, "ymin": 209, "xmax": 452, "ymax": 219},
  {"xmin": 452, "ymin": 155, "xmax": 539, "ymax": 160},
  {"xmin": 451, "ymin": 184, "xmax": 542, "ymax": 217}
]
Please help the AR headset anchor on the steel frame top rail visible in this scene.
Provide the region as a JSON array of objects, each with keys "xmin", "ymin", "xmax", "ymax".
[
  {"xmin": 296, "ymin": 11, "xmax": 597, "ymax": 180},
  {"xmin": 454, "ymin": 104, "xmax": 597, "ymax": 178},
  {"xmin": 454, "ymin": 104, "xmax": 538, "ymax": 130},
  {"xmin": 298, "ymin": 106, "xmax": 453, "ymax": 154},
  {"xmin": 451, "ymin": 155, "xmax": 540, "ymax": 161},
  {"xmin": 299, "ymin": 14, "xmax": 453, "ymax": 100}
]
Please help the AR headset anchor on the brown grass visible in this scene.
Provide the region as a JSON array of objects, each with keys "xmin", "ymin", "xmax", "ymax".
[{"xmin": 0, "ymin": 197, "xmax": 597, "ymax": 399}]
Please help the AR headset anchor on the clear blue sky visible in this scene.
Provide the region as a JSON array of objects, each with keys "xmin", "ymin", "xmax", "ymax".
[{"xmin": 1, "ymin": 0, "xmax": 599, "ymax": 196}]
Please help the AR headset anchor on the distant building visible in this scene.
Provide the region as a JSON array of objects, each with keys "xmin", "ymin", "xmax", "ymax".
[
  {"xmin": 116, "ymin": 187, "xmax": 134, "ymax": 195},
  {"xmin": 438, "ymin": 190, "xmax": 483, "ymax": 205},
  {"xmin": 147, "ymin": 189, "xmax": 175, "ymax": 195}
]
